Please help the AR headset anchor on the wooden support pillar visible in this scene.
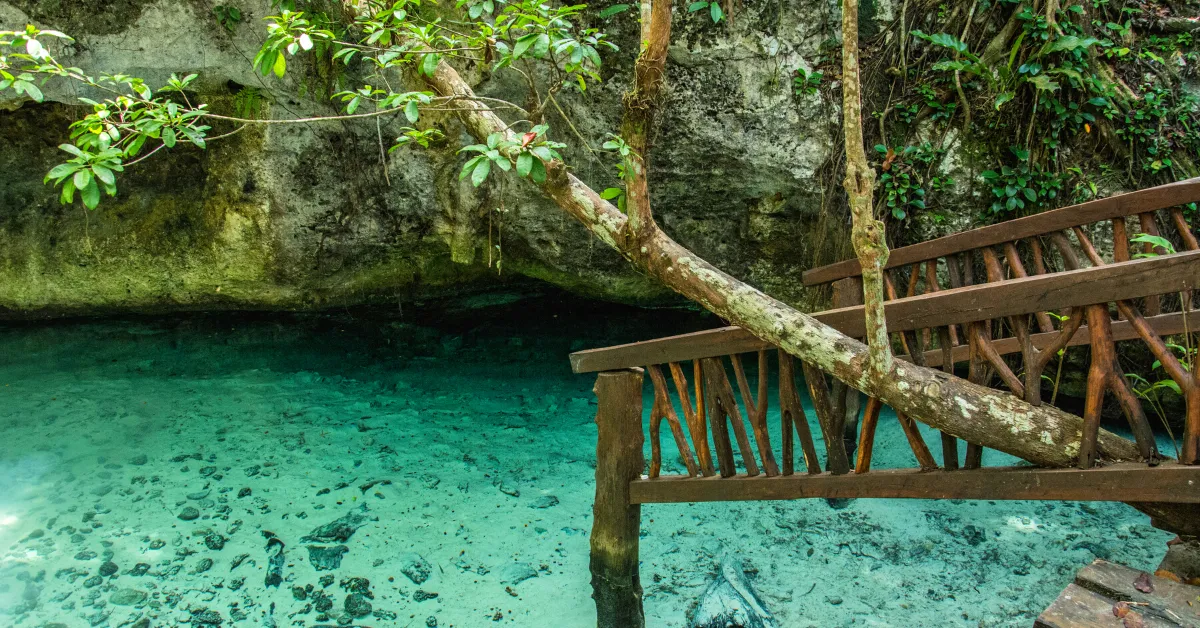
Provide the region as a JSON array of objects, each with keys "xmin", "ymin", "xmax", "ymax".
[
  {"xmin": 590, "ymin": 369, "xmax": 646, "ymax": 628},
  {"xmin": 830, "ymin": 276, "xmax": 863, "ymax": 469}
]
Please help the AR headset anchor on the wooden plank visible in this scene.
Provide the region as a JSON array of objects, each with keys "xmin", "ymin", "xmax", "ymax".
[
  {"xmin": 1075, "ymin": 560, "xmax": 1200, "ymax": 626},
  {"xmin": 802, "ymin": 177, "xmax": 1200, "ymax": 286},
  {"xmin": 569, "ymin": 254, "xmax": 1200, "ymax": 373},
  {"xmin": 918, "ymin": 311, "xmax": 1200, "ymax": 368},
  {"xmin": 627, "ymin": 462, "xmax": 1200, "ymax": 504},
  {"xmin": 814, "ymin": 251, "xmax": 1200, "ymax": 337},
  {"xmin": 570, "ymin": 326, "xmax": 766, "ymax": 374},
  {"xmin": 1034, "ymin": 584, "xmax": 1125, "ymax": 628}
]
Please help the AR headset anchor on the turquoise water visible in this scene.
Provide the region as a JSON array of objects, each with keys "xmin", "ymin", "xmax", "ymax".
[{"xmin": 0, "ymin": 300, "xmax": 1174, "ymax": 627}]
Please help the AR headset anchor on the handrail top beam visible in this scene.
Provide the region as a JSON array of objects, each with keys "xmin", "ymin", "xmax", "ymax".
[
  {"xmin": 569, "ymin": 250, "xmax": 1200, "ymax": 372},
  {"xmin": 801, "ymin": 177, "xmax": 1200, "ymax": 286}
]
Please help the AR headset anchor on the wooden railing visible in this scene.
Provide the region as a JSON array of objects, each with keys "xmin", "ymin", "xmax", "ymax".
[
  {"xmin": 578, "ymin": 179, "xmax": 1200, "ymax": 626},
  {"xmin": 575, "ymin": 177, "xmax": 1200, "ymax": 471}
]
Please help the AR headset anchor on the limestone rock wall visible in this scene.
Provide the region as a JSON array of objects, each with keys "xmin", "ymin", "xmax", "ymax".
[{"xmin": 0, "ymin": 0, "xmax": 943, "ymax": 318}]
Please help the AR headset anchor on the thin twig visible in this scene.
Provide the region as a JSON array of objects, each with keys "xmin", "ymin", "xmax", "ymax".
[
  {"xmin": 376, "ymin": 116, "xmax": 391, "ymax": 187},
  {"xmin": 123, "ymin": 143, "xmax": 165, "ymax": 167}
]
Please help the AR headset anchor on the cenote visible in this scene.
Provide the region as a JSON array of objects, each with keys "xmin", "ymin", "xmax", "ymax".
[
  {"xmin": 0, "ymin": 295, "xmax": 1176, "ymax": 627},
  {"xmin": 4, "ymin": 0, "xmax": 1200, "ymax": 623}
]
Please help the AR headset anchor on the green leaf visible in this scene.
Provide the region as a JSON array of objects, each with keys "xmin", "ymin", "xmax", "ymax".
[
  {"xmin": 45, "ymin": 163, "xmax": 76, "ymax": 182},
  {"xmin": 600, "ymin": 187, "xmax": 622, "ymax": 200},
  {"xmin": 1045, "ymin": 35, "xmax": 1100, "ymax": 53},
  {"xmin": 81, "ymin": 179, "xmax": 100, "ymax": 209},
  {"xmin": 298, "ymin": 33, "xmax": 313, "ymax": 51},
  {"xmin": 26, "ymin": 38, "xmax": 45, "ymax": 59},
  {"xmin": 91, "ymin": 164, "xmax": 115, "ymax": 185},
  {"xmin": 912, "ymin": 31, "xmax": 969, "ymax": 56},
  {"xmin": 532, "ymin": 34, "xmax": 550, "ymax": 58},
  {"xmin": 60, "ymin": 179, "xmax": 75, "ymax": 205},
  {"xmin": 405, "ymin": 100, "xmax": 419, "ymax": 123},
  {"xmin": 710, "ymin": 2, "xmax": 723, "ymax": 22},
  {"xmin": 471, "ymin": 157, "xmax": 491, "ymax": 187},
  {"xmin": 126, "ymin": 134, "xmax": 147, "ymax": 157},
  {"xmin": 599, "ymin": 4, "xmax": 631, "ymax": 18},
  {"xmin": 73, "ymin": 169, "xmax": 93, "ymax": 191},
  {"xmin": 994, "ymin": 92, "xmax": 1015, "ymax": 110},
  {"xmin": 421, "ymin": 53, "xmax": 439, "ymax": 77},
  {"xmin": 529, "ymin": 158, "xmax": 546, "ymax": 184},
  {"xmin": 182, "ymin": 128, "xmax": 206, "ymax": 149},
  {"xmin": 21, "ymin": 81, "xmax": 43, "ymax": 102},
  {"xmin": 459, "ymin": 155, "xmax": 483, "ymax": 180},
  {"xmin": 687, "ymin": 1, "xmax": 708, "ymax": 12},
  {"xmin": 1027, "ymin": 74, "xmax": 1059, "ymax": 91},
  {"xmin": 272, "ymin": 52, "xmax": 286, "ymax": 78},
  {"xmin": 1023, "ymin": 188, "xmax": 1036, "ymax": 202},
  {"xmin": 516, "ymin": 152, "xmax": 533, "ymax": 177},
  {"xmin": 531, "ymin": 146, "xmax": 554, "ymax": 163},
  {"xmin": 162, "ymin": 127, "xmax": 177, "ymax": 148},
  {"xmin": 513, "ymin": 33, "xmax": 539, "ymax": 59},
  {"xmin": 1161, "ymin": 380, "xmax": 1182, "ymax": 394},
  {"xmin": 1131, "ymin": 233, "xmax": 1176, "ymax": 255}
]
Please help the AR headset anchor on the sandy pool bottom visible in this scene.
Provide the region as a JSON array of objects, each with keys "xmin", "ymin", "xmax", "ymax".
[{"xmin": 0, "ymin": 312, "xmax": 1174, "ymax": 627}]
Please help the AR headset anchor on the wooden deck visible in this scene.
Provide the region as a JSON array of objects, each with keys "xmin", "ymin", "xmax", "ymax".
[{"xmin": 1036, "ymin": 560, "xmax": 1200, "ymax": 627}]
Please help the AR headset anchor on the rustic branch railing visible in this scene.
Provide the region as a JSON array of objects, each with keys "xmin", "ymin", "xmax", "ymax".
[
  {"xmin": 578, "ymin": 180, "xmax": 1200, "ymax": 627},
  {"xmin": 574, "ymin": 178, "xmax": 1200, "ymax": 469}
]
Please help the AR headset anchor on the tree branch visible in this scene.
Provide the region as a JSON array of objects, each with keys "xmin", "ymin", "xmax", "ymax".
[
  {"xmin": 420, "ymin": 56, "xmax": 1142, "ymax": 468},
  {"xmin": 841, "ymin": 0, "xmax": 894, "ymax": 379}
]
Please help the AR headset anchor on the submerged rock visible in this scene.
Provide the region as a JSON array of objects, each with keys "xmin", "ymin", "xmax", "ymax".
[
  {"xmin": 688, "ymin": 558, "xmax": 779, "ymax": 628},
  {"xmin": 300, "ymin": 507, "xmax": 372, "ymax": 544},
  {"xmin": 398, "ymin": 553, "xmax": 432, "ymax": 585},
  {"xmin": 500, "ymin": 562, "xmax": 537, "ymax": 585},
  {"xmin": 109, "ymin": 588, "xmax": 147, "ymax": 606},
  {"xmin": 308, "ymin": 545, "xmax": 349, "ymax": 571},
  {"xmin": 530, "ymin": 495, "xmax": 559, "ymax": 509},
  {"xmin": 344, "ymin": 592, "xmax": 372, "ymax": 617},
  {"xmin": 264, "ymin": 533, "xmax": 286, "ymax": 588},
  {"xmin": 178, "ymin": 507, "xmax": 200, "ymax": 521}
]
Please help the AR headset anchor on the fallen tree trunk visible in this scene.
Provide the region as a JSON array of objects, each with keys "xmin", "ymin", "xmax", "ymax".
[{"xmin": 419, "ymin": 24, "xmax": 1197, "ymax": 534}]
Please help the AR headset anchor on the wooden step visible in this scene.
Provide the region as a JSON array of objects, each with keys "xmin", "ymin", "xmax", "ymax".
[{"xmin": 1036, "ymin": 560, "xmax": 1200, "ymax": 628}]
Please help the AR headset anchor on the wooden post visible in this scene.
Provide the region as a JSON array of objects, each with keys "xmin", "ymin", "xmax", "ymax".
[{"xmin": 590, "ymin": 369, "xmax": 646, "ymax": 628}]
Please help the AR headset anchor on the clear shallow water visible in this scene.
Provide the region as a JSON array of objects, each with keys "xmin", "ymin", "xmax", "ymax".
[{"xmin": 0, "ymin": 299, "xmax": 1174, "ymax": 627}]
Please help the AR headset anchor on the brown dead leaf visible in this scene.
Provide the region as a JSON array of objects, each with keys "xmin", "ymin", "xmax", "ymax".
[
  {"xmin": 1122, "ymin": 611, "xmax": 1145, "ymax": 628},
  {"xmin": 1113, "ymin": 600, "xmax": 1131, "ymax": 618},
  {"xmin": 1155, "ymin": 569, "xmax": 1183, "ymax": 583},
  {"xmin": 1134, "ymin": 572, "xmax": 1154, "ymax": 594}
]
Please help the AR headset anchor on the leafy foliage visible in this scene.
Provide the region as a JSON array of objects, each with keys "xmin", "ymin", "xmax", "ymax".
[
  {"xmin": 213, "ymin": 5, "xmax": 244, "ymax": 32},
  {"xmin": 874, "ymin": 143, "xmax": 947, "ymax": 220},
  {"xmin": 3, "ymin": 26, "xmax": 217, "ymax": 208},
  {"xmin": 980, "ymin": 147, "xmax": 1064, "ymax": 215},
  {"xmin": 458, "ymin": 125, "xmax": 564, "ymax": 187},
  {"xmin": 687, "ymin": 1, "xmax": 725, "ymax": 23},
  {"xmin": 890, "ymin": 0, "xmax": 1200, "ymax": 226},
  {"xmin": 793, "ymin": 67, "xmax": 822, "ymax": 97},
  {"xmin": 5, "ymin": 0, "xmax": 626, "ymax": 209}
]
